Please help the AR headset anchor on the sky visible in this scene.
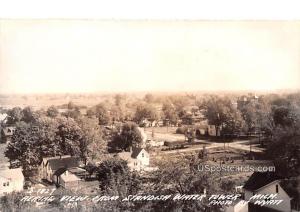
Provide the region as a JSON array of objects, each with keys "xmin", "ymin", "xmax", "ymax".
[{"xmin": 0, "ymin": 20, "xmax": 299, "ymax": 94}]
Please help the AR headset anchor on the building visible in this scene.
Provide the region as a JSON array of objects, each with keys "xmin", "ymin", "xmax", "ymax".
[
  {"xmin": 146, "ymin": 139, "xmax": 164, "ymax": 147},
  {"xmin": 52, "ymin": 168, "xmax": 81, "ymax": 189},
  {"xmin": 118, "ymin": 147, "xmax": 150, "ymax": 171},
  {"xmin": 0, "ymin": 113, "xmax": 7, "ymax": 124},
  {"xmin": 225, "ymin": 199, "xmax": 248, "ymax": 212},
  {"xmin": 243, "ymin": 172, "xmax": 295, "ymax": 212},
  {"xmin": 39, "ymin": 155, "xmax": 81, "ymax": 184},
  {"xmin": 237, "ymin": 94, "xmax": 259, "ymax": 110},
  {"xmin": 0, "ymin": 168, "xmax": 25, "ymax": 196},
  {"xmin": 195, "ymin": 124, "xmax": 220, "ymax": 137},
  {"xmin": 1, "ymin": 126, "xmax": 16, "ymax": 143},
  {"xmin": 140, "ymin": 118, "xmax": 163, "ymax": 127}
]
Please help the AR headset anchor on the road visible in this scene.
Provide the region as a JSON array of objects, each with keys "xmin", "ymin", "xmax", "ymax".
[{"xmin": 159, "ymin": 139, "xmax": 264, "ymax": 155}]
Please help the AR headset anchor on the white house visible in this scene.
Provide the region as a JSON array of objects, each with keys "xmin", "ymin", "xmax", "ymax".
[
  {"xmin": 0, "ymin": 168, "xmax": 24, "ymax": 196},
  {"xmin": 118, "ymin": 147, "xmax": 150, "ymax": 172},
  {"xmin": 243, "ymin": 172, "xmax": 296, "ymax": 212}
]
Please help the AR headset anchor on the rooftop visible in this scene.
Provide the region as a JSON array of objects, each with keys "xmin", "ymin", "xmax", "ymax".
[
  {"xmin": 45, "ymin": 155, "xmax": 80, "ymax": 171},
  {"xmin": 243, "ymin": 172, "xmax": 282, "ymax": 191},
  {"xmin": 2, "ymin": 127, "xmax": 16, "ymax": 136},
  {"xmin": 60, "ymin": 171, "xmax": 80, "ymax": 182},
  {"xmin": 0, "ymin": 168, "xmax": 24, "ymax": 181}
]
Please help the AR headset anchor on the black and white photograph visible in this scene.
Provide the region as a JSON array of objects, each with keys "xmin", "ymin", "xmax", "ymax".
[{"xmin": 0, "ymin": 3, "xmax": 300, "ymax": 211}]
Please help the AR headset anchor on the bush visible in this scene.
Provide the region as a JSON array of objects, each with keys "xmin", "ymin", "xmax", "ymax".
[{"xmin": 176, "ymin": 127, "xmax": 187, "ymax": 134}]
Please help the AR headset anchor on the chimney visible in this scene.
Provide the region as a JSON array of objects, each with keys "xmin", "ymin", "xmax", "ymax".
[
  {"xmin": 129, "ymin": 146, "xmax": 132, "ymax": 153},
  {"xmin": 60, "ymin": 155, "xmax": 62, "ymax": 159}
]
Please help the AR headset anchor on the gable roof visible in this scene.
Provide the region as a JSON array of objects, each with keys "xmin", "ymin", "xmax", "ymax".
[
  {"xmin": 243, "ymin": 172, "xmax": 282, "ymax": 191},
  {"xmin": 45, "ymin": 156, "xmax": 80, "ymax": 171},
  {"xmin": 131, "ymin": 147, "xmax": 144, "ymax": 158},
  {"xmin": 117, "ymin": 147, "xmax": 148, "ymax": 162},
  {"xmin": 2, "ymin": 127, "xmax": 15, "ymax": 136},
  {"xmin": 60, "ymin": 171, "xmax": 80, "ymax": 182},
  {"xmin": 0, "ymin": 168, "xmax": 24, "ymax": 181},
  {"xmin": 53, "ymin": 167, "xmax": 67, "ymax": 176}
]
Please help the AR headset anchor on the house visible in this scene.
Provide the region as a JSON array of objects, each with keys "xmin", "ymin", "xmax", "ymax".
[
  {"xmin": 1, "ymin": 126, "xmax": 16, "ymax": 143},
  {"xmin": 140, "ymin": 118, "xmax": 161, "ymax": 127},
  {"xmin": 0, "ymin": 168, "xmax": 25, "ymax": 196},
  {"xmin": 163, "ymin": 119, "xmax": 181, "ymax": 127},
  {"xmin": 0, "ymin": 113, "xmax": 7, "ymax": 124},
  {"xmin": 118, "ymin": 147, "xmax": 150, "ymax": 172},
  {"xmin": 243, "ymin": 172, "xmax": 295, "ymax": 212},
  {"xmin": 195, "ymin": 124, "xmax": 220, "ymax": 137},
  {"xmin": 146, "ymin": 139, "xmax": 164, "ymax": 147},
  {"xmin": 39, "ymin": 155, "xmax": 81, "ymax": 184},
  {"xmin": 52, "ymin": 168, "xmax": 81, "ymax": 189},
  {"xmin": 237, "ymin": 94, "xmax": 259, "ymax": 110},
  {"xmin": 225, "ymin": 199, "xmax": 248, "ymax": 212},
  {"xmin": 181, "ymin": 113, "xmax": 204, "ymax": 125}
]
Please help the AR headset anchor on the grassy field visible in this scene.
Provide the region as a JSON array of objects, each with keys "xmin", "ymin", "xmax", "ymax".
[{"xmin": 144, "ymin": 126, "xmax": 186, "ymax": 142}]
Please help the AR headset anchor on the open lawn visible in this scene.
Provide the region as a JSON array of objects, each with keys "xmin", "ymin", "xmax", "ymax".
[{"xmin": 144, "ymin": 127, "xmax": 185, "ymax": 142}]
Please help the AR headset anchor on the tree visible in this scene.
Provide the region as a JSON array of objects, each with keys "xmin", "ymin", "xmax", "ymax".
[
  {"xmin": 5, "ymin": 122, "xmax": 41, "ymax": 175},
  {"xmin": 110, "ymin": 105, "xmax": 125, "ymax": 123},
  {"xmin": 108, "ymin": 122, "xmax": 143, "ymax": 152},
  {"xmin": 67, "ymin": 101, "xmax": 76, "ymax": 110},
  {"xmin": 22, "ymin": 106, "xmax": 38, "ymax": 123},
  {"xmin": 96, "ymin": 157, "xmax": 140, "ymax": 196},
  {"xmin": 143, "ymin": 156, "xmax": 224, "ymax": 212},
  {"xmin": 200, "ymin": 96, "xmax": 244, "ymax": 136},
  {"xmin": 55, "ymin": 117, "xmax": 85, "ymax": 158},
  {"xmin": 114, "ymin": 94, "xmax": 124, "ymax": 106},
  {"xmin": 62, "ymin": 107, "xmax": 81, "ymax": 120},
  {"xmin": 95, "ymin": 157, "xmax": 141, "ymax": 211},
  {"xmin": 5, "ymin": 116, "xmax": 86, "ymax": 176},
  {"xmin": 144, "ymin": 93, "xmax": 155, "ymax": 103},
  {"xmin": 273, "ymin": 106, "xmax": 295, "ymax": 127},
  {"xmin": 46, "ymin": 105, "xmax": 59, "ymax": 118},
  {"xmin": 134, "ymin": 104, "xmax": 158, "ymax": 123},
  {"xmin": 240, "ymin": 101, "xmax": 258, "ymax": 133},
  {"xmin": 6, "ymin": 107, "xmax": 23, "ymax": 125},
  {"xmin": 266, "ymin": 103, "xmax": 300, "ymax": 177},
  {"xmin": 162, "ymin": 102, "xmax": 179, "ymax": 126},
  {"xmin": 77, "ymin": 117, "xmax": 107, "ymax": 160},
  {"xmin": 94, "ymin": 103, "xmax": 111, "ymax": 125}
]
